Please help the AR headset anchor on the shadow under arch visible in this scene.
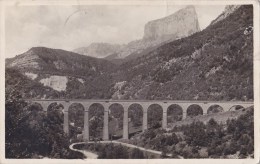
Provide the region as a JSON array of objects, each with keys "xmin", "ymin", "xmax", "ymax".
[
  {"xmin": 207, "ymin": 104, "xmax": 224, "ymax": 114},
  {"xmin": 167, "ymin": 104, "xmax": 183, "ymax": 124},
  {"xmin": 108, "ymin": 103, "xmax": 124, "ymax": 140},
  {"xmin": 68, "ymin": 103, "xmax": 85, "ymax": 140},
  {"xmin": 28, "ymin": 102, "xmax": 44, "ymax": 112},
  {"xmin": 47, "ymin": 102, "xmax": 64, "ymax": 115},
  {"xmin": 147, "ymin": 104, "xmax": 163, "ymax": 129},
  {"xmin": 229, "ymin": 105, "xmax": 245, "ymax": 111},
  {"xmin": 89, "ymin": 103, "xmax": 105, "ymax": 140},
  {"xmin": 45, "ymin": 102, "xmax": 64, "ymax": 133},
  {"xmin": 128, "ymin": 103, "xmax": 143, "ymax": 138},
  {"xmin": 187, "ymin": 104, "xmax": 203, "ymax": 118}
]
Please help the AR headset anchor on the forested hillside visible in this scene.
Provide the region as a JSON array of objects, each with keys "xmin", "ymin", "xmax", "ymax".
[
  {"xmin": 6, "ymin": 47, "xmax": 116, "ymax": 78},
  {"xmin": 122, "ymin": 107, "xmax": 254, "ymax": 158},
  {"xmin": 111, "ymin": 5, "xmax": 253, "ymax": 101},
  {"xmin": 5, "ymin": 47, "xmax": 116, "ymax": 99},
  {"xmin": 5, "ymin": 6, "xmax": 253, "ymax": 102}
]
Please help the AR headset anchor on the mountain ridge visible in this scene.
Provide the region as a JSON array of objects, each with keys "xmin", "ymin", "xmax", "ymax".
[
  {"xmin": 5, "ymin": 5, "xmax": 253, "ymax": 101},
  {"xmin": 73, "ymin": 43, "xmax": 125, "ymax": 58},
  {"xmin": 74, "ymin": 5, "xmax": 200, "ymax": 61}
]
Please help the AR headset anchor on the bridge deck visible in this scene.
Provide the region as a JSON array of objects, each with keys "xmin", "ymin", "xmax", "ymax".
[{"xmin": 25, "ymin": 99, "xmax": 254, "ymax": 104}]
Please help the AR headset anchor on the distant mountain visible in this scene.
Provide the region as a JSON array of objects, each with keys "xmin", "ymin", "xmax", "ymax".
[
  {"xmin": 73, "ymin": 43, "xmax": 125, "ymax": 58},
  {"xmin": 75, "ymin": 5, "xmax": 200, "ymax": 63},
  {"xmin": 143, "ymin": 5, "xmax": 200, "ymax": 40},
  {"xmin": 6, "ymin": 5, "xmax": 253, "ymax": 101},
  {"xmin": 111, "ymin": 5, "xmax": 253, "ymax": 101}
]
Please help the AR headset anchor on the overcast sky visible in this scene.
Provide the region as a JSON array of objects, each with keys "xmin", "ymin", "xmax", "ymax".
[{"xmin": 5, "ymin": 5, "xmax": 225, "ymax": 58}]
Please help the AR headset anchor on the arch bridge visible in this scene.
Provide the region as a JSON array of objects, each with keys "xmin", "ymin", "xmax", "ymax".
[{"xmin": 25, "ymin": 99, "xmax": 253, "ymax": 141}]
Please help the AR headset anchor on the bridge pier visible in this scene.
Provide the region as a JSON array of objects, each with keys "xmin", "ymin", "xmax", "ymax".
[
  {"xmin": 63, "ymin": 111, "xmax": 69, "ymax": 135},
  {"xmin": 123, "ymin": 108, "xmax": 129, "ymax": 139},
  {"xmin": 83, "ymin": 109, "xmax": 89, "ymax": 141},
  {"xmin": 103, "ymin": 107, "xmax": 109, "ymax": 140},
  {"xmin": 142, "ymin": 111, "xmax": 148, "ymax": 132},
  {"xmin": 162, "ymin": 111, "xmax": 167, "ymax": 129},
  {"xmin": 62, "ymin": 102, "xmax": 70, "ymax": 135},
  {"xmin": 162, "ymin": 104, "xmax": 168, "ymax": 129},
  {"xmin": 179, "ymin": 104, "xmax": 189, "ymax": 120},
  {"xmin": 182, "ymin": 112, "xmax": 187, "ymax": 120},
  {"xmin": 39, "ymin": 101, "xmax": 50, "ymax": 112}
]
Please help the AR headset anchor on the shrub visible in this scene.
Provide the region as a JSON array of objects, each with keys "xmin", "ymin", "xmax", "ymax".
[{"xmin": 130, "ymin": 148, "xmax": 144, "ymax": 159}]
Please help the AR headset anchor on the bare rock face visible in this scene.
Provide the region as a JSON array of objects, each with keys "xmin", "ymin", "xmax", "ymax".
[
  {"xmin": 211, "ymin": 5, "xmax": 241, "ymax": 25},
  {"xmin": 143, "ymin": 5, "xmax": 200, "ymax": 40},
  {"xmin": 109, "ymin": 5, "xmax": 201, "ymax": 59},
  {"xmin": 76, "ymin": 6, "xmax": 201, "ymax": 60},
  {"xmin": 40, "ymin": 75, "xmax": 68, "ymax": 91}
]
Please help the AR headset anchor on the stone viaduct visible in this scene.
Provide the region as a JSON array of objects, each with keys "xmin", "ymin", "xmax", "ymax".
[{"xmin": 25, "ymin": 99, "xmax": 253, "ymax": 141}]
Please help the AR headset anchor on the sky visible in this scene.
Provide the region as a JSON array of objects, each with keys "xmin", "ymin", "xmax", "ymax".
[{"xmin": 5, "ymin": 5, "xmax": 225, "ymax": 58}]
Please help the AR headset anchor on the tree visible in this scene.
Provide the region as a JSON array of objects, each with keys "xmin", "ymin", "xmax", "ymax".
[
  {"xmin": 130, "ymin": 148, "xmax": 144, "ymax": 159},
  {"xmin": 184, "ymin": 121, "xmax": 207, "ymax": 147},
  {"xmin": 5, "ymin": 87, "xmax": 83, "ymax": 159}
]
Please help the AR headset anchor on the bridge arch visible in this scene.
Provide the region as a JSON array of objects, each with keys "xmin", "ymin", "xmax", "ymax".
[
  {"xmin": 128, "ymin": 103, "xmax": 143, "ymax": 137},
  {"xmin": 167, "ymin": 104, "xmax": 183, "ymax": 124},
  {"xmin": 43, "ymin": 102, "xmax": 65, "ymax": 137},
  {"xmin": 68, "ymin": 103, "xmax": 85, "ymax": 140},
  {"xmin": 108, "ymin": 103, "xmax": 124, "ymax": 139},
  {"xmin": 47, "ymin": 102, "xmax": 65, "ymax": 114},
  {"xmin": 28, "ymin": 102, "xmax": 44, "ymax": 112},
  {"xmin": 187, "ymin": 104, "xmax": 203, "ymax": 118},
  {"xmin": 207, "ymin": 104, "xmax": 224, "ymax": 114},
  {"xmin": 229, "ymin": 105, "xmax": 245, "ymax": 111},
  {"xmin": 147, "ymin": 104, "xmax": 163, "ymax": 129},
  {"xmin": 88, "ymin": 103, "xmax": 105, "ymax": 140}
]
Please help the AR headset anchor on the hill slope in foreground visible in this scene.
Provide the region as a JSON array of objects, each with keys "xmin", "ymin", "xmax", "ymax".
[{"xmin": 120, "ymin": 106, "xmax": 253, "ymax": 159}]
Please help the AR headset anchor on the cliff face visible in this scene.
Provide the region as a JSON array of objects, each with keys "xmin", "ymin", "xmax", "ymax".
[
  {"xmin": 76, "ymin": 6, "xmax": 200, "ymax": 61},
  {"xmin": 108, "ymin": 5, "xmax": 200, "ymax": 60},
  {"xmin": 143, "ymin": 5, "xmax": 200, "ymax": 40},
  {"xmin": 211, "ymin": 5, "xmax": 241, "ymax": 25}
]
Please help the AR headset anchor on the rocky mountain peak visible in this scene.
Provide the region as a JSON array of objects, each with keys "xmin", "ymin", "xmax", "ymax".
[
  {"xmin": 211, "ymin": 5, "xmax": 241, "ymax": 25},
  {"xmin": 143, "ymin": 5, "xmax": 200, "ymax": 40}
]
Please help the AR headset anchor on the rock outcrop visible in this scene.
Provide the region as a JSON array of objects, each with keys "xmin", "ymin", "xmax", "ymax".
[
  {"xmin": 211, "ymin": 5, "xmax": 241, "ymax": 25},
  {"xmin": 107, "ymin": 5, "xmax": 200, "ymax": 60},
  {"xmin": 143, "ymin": 5, "xmax": 200, "ymax": 40},
  {"xmin": 75, "ymin": 6, "xmax": 200, "ymax": 61}
]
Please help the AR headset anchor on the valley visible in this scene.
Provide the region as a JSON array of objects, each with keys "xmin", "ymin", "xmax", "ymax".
[{"xmin": 5, "ymin": 5, "xmax": 254, "ymax": 159}]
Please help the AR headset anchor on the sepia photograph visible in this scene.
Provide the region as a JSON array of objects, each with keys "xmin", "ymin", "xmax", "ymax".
[{"xmin": 1, "ymin": 0, "xmax": 259, "ymax": 163}]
